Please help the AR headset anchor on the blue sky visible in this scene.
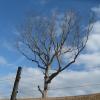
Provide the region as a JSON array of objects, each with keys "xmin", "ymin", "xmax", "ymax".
[{"xmin": 0, "ymin": 0, "xmax": 100, "ymax": 98}]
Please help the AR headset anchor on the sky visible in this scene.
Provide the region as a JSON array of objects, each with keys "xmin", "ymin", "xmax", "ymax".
[{"xmin": 0, "ymin": 0, "xmax": 100, "ymax": 98}]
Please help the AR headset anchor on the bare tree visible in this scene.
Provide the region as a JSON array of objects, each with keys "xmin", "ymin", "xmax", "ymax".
[{"xmin": 16, "ymin": 11, "xmax": 93, "ymax": 98}]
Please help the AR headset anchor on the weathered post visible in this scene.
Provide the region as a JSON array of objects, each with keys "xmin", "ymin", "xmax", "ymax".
[{"xmin": 10, "ymin": 67, "xmax": 22, "ymax": 100}]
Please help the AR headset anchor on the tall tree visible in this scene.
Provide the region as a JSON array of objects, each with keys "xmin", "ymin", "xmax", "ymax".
[{"xmin": 16, "ymin": 11, "xmax": 93, "ymax": 98}]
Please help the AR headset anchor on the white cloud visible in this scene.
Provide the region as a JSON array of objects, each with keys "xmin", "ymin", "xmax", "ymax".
[
  {"xmin": 75, "ymin": 19, "xmax": 100, "ymax": 69},
  {"xmin": 87, "ymin": 34, "xmax": 100, "ymax": 52},
  {"xmin": 72, "ymin": 5, "xmax": 100, "ymax": 70},
  {"xmin": 0, "ymin": 73, "xmax": 16, "ymax": 99},
  {"xmin": 18, "ymin": 67, "xmax": 44, "ymax": 98},
  {"xmin": 2, "ymin": 40, "xmax": 17, "ymax": 52},
  {"xmin": 76, "ymin": 53, "xmax": 100, "ymax": 68},
  {"xmin": 86, "ymin": 21, "xmax": 100, "ymax": 52},
  {"xmin": 0, "ymin": 67, "xmax": 100, "ymax": 98},
  {"xmin": 0, "ymin": 56, "xmax": 7, "ymax": 65},
  {"xmin": 21, "ymin": 68, "xmax": 100, "ymax": 97},
  {"xmin": 91, "ymin": 5, "xmax": 100, "ymax": 17},
  {"xmin": 53, "ymin": 9, "xmax": 100, "ymax": 70}
]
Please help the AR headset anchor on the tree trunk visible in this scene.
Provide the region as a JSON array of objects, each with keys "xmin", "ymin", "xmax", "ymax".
[
  {"xmin": 42, "ymin": 67, "xmax": 49, "ymax": 99},
  {"xmin": 42, "ymin": 80, "xmax": 48, "ymax": 98}
]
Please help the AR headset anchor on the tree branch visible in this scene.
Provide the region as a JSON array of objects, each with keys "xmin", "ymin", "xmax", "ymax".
[
  {"xmin": 60, "ymin": 44, "xmax": 86, "ymax": 72},
  {"xmin": 17, "ymin": 45, "xmax": 46, "ymax": 70},
  {"xmin": 38, "ymin": 85, "xmax": 44, "ymax": 96}
]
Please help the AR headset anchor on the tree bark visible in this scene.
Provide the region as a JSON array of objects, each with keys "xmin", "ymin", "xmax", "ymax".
[
  {"xmin": 42, "ymin": 66, "xmax": 49, "ymax": 98},
  {"xmin": 43, "ymin": 82, "xmax": 48, "ymax": 98}
]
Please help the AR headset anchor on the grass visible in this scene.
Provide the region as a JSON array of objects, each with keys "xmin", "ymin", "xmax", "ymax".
[
  {"xmin": 18, "ymin": 93, "xmax": 100, "ymax": 100},
  {"xmin": 1, "ymin": 93, "xmax": 100, "ymax": 100}
]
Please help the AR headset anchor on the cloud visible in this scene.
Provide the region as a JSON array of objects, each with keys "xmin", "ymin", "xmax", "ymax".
[
  {"xmin": 91, "ymin": 5, "xmax": 100, "ymax": 18},
  {"xmin": 2, "ymin": 40, "xmax": 17, "ymax": 52},
  {"xmin": 0, "ymin": 56, "xmax": 14, "ymax": 68},
  {"xmin": 62, "ymin": 21, "xmax": 100, "ymax": 68},
  {"xmin": 18, "ymin": 67, "xmax": 44, "ymax": 98},
  {"xmin": 76, "ymin": 53, "xmax": 100, "ymax": 69},
  {"xmin": 0, "ymin": 56, "xmax": 7, "ymax": 65},
  {"xmin": 75, "ymin": 19, "xmax": 100, "ymax": 69},
  {"xmin": 86, "ymin": 34, "xmax": 100, "ymax": 52},
  {"xmin": 73, "ymin": 5, "xmax": 100, "ymax": 70},
  {"xmin": 0, "ymin": 67, "xmax": 100, "ymax": 98},
  {"xmin": 0, "ymin": 73, "xmax": 16, "ymax": 99},
  {"xmin": 0, "ymin": 55, "xmax": 25, "ymax": 69},
  {"xmin": 86, "ymin": 21, "xmax": 100, "ymax": 52},
  {"xmin": 49, "ymin": 69, "xmax": 100, "ymax": 97}
]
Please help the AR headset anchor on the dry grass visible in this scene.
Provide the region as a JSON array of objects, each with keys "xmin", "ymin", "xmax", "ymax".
[
  {"xmin": 1, "ymin": 93, "xmax": 100, "ymax": 100},
  {"xmin": 18, "ymin": 93, "xmax": 100, "ymax": 100}
]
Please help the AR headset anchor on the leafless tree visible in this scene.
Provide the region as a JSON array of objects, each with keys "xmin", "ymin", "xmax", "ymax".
[{"xmin": 16, "ymin": 11, "xmax": 93, "ymax": 98}]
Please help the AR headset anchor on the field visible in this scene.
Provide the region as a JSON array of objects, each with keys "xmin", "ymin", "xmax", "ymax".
[
  {"xmin": 18, "ymin": 93, "xmax": 100, "ymax": 100},
  {"xmin": 1, "ymin": 93, "xmax": 100, "ymax": 100}
]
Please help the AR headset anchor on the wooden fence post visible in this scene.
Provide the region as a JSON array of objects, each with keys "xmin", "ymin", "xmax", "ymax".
[{"xmin": 10, "ymin": 67, "xmax": 22, "ymax": 100}]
